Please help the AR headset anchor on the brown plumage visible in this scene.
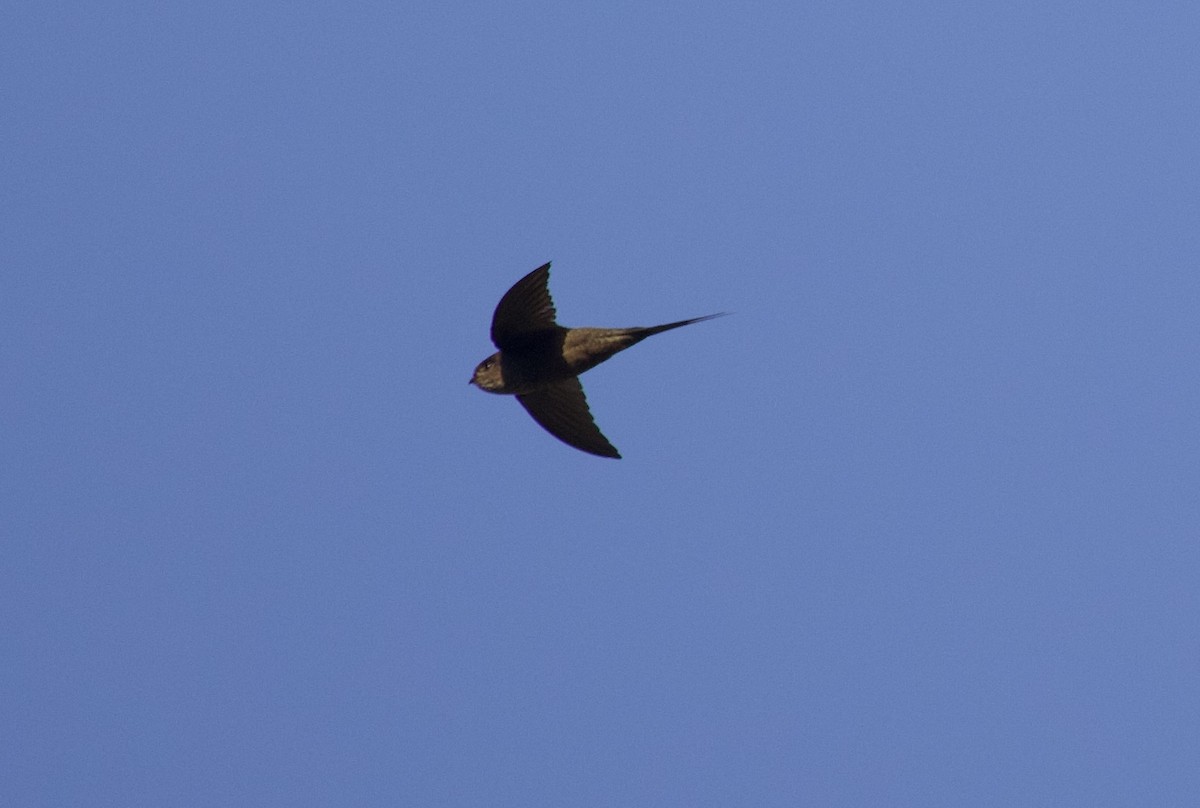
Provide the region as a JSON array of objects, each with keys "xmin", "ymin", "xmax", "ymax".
[{"xmin": 470, "ymin": 262, "xmax": 724, "ymax": 458}]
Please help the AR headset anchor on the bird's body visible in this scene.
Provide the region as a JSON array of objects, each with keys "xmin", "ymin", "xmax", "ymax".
[{"xmin": 470, "ymin": 262, "xmax": 723, "ymax": 458}]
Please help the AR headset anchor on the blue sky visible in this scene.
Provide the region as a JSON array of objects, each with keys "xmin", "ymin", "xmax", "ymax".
[{"xmin": 4, "ymin": 2, "xmax": 1198, "ymax": 805}]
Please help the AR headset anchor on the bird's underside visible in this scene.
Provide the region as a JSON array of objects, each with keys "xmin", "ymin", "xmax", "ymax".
[{"xmin": 470, "ymin": 262, "xmax": 723, "ymax": 458}]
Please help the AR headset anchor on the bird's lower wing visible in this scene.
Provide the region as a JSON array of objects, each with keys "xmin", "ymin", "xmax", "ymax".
[{"xmin": 517, "ymin": 378, "xmax": 621, "ymax": 459}]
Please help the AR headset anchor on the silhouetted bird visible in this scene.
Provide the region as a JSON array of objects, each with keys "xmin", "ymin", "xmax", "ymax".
[{"xmin": 470, "ymin": 262, "xmax": 724, "ymax": 458}]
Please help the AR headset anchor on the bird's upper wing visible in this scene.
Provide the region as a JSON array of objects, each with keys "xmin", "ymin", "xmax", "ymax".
[
  {"xmin": 491, "ymin": 262, "xmax": 558, "ymax": 349},
  {"xmin": 517, "ymin": 377, "xmax": 621, "ymax": 459}
]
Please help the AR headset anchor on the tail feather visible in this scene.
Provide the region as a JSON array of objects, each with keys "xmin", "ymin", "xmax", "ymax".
[{"xmin": 639, "ymin": 312, "xmax": 729, "ymax": 338}]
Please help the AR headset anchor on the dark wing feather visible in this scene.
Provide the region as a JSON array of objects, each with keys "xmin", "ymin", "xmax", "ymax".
[
  {"xmin": 491, "ymin": 262, "xmax": 558, "ymax": 349},
  {"xmin": 517, "ymin": 377, "xmax": 621, "ymax": 458}
]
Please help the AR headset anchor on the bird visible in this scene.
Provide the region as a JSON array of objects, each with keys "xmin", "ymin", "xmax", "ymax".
[{"xmin": 470, "ymin": 262, "xmax": 724, "ymax": 458}]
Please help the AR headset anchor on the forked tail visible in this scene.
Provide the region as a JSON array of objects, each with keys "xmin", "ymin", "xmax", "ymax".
[{"xmin": 638, "ymin": 312, "xmax": 729, "ymax": 338}]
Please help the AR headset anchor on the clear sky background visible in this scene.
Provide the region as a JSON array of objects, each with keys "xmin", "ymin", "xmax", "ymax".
[{"xmin": 4, "ymin": 2, "xmax": 1198, "ymax": 806}]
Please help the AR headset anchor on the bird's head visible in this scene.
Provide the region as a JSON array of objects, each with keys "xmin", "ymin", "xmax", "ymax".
[{"xmin": 470, "ymin": 353, "xmax": 505, "ymax": 393}]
